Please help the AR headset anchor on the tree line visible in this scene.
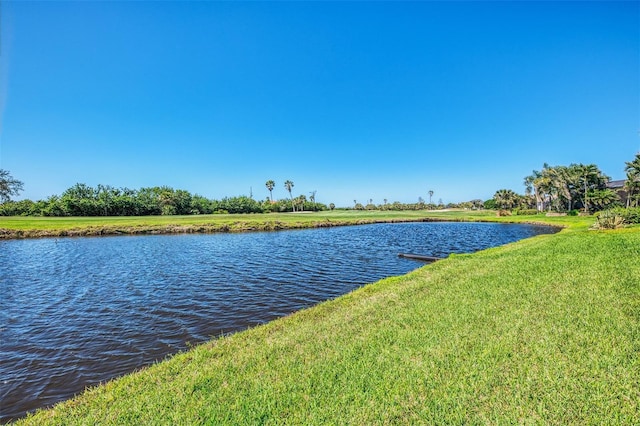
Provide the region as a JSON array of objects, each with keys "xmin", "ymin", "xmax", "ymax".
[
  {"xmin": 0, "ymin": 175, "xmax": 456, "ymax": 216},
  {"xmin": 348, "ymin": 198, "xmax": 484, "ymax": 211},
  {"xmin": 0, "ymin": 181, "xmax": 327, "ymax": 216},
  {"xmin": 490, "ymin": 153, "xmax": 640, "ymax": 214},
  {"xmin": 2, "ymin": 153, "xmax": 639, "ymax": 217}
]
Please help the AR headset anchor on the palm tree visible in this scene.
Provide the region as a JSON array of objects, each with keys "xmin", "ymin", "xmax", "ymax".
[
  {"xmin": 284, "ymin": 180, "xmax": 295, "ymax": 212},
  {"xmin": 533, "ymin": 163, "xmax": 556, "ymax": 212},
  {"xmin": 528, "ymin": 164, "xmax": 567, "ymax": 212},
  {"xmin": 573, "ymin": 164, "xmax": 609, "ymax": 213},
  {"xmin": 551, "ymin": 165, "xmax": 573, "ymax": 211},
  {"xmin": 265, "ymin": 180, "xmax": 275, "ymax": 202},
  {"xmin": 296, "ymin": 194, "xmax": 306, "ymax": 212},
  {"xmin": 625, "ymin": 153, "xmax": 640, "ymax": 208},
  {"xmin": 624, "ymin": 171, "xmax": 639, "ymax": 208},
  {"xmin": 524, "ymin": 170, "xmax": 543, "ymax": 212},
  {"xmin": 528, "ymin": 163, "xmax": 609, "ymax": 213},
  {"xmin": 574, "ymin": 164, "xmax": 601, "ymax": 213},
  {"xmin": 588, "ymin": 188, "xmax": 620, "ymax": 211},
  {"xmin": 494, "ymin": 189, "xmax": 518, "ymax": 210},
  {"xmin": 428, "ymin": 190, "xmax": 434, "ymax": 206}
]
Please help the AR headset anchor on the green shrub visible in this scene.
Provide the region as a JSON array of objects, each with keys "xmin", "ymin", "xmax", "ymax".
[
  {"xmin": 515, "ymin": 209, "xmax": 538, "ymax": 216},
  {"xmin": 595, "ymin": 207, "xmax": 640, "ymax": 225},
  {"xmin": 568, "ymin": 209, "xmax": 579, "ymax": 216},
  {"xmin": 591, "ymin": 210, "xmax": 626, "ymax": 230},
  {"xmin": 618, "ymin": 207, "xmax": 640, "ymax": 224},
  {"xmin": 483, "ymin": 199, "xmax": 497, "ymax": 210}
]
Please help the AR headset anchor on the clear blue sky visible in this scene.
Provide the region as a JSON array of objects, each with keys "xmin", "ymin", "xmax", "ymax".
[{"xmin": 1, "ymin": 1, "xmax": 638, "ymax": 207}]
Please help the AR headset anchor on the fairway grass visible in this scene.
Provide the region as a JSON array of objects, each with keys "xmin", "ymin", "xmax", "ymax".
[
  {"xmin": 13, "ymin": 215, "xmax": 640, "ymax": 424},
  {"xmin": 0, "ymin": 209, "xmax": 591, "ymax": 238}
]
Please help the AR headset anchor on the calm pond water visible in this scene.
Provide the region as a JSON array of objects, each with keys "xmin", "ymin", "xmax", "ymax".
[{"xmin": 0, "ymin": 222, "xmax": 557, "ymax": 422}]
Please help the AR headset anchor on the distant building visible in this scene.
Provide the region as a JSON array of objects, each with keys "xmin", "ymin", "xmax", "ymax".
[{"xmin": 606, "ymin": 179, "xmax": 629, "ymax": 206}]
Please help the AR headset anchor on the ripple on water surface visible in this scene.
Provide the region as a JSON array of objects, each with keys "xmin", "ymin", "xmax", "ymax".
[{"xmin": 0, "ymin": 222, "xmax": 557, "ymax": 422}]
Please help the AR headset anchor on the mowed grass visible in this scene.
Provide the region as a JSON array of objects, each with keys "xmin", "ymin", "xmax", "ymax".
[
  {"xmin": 0, "ymin": 209, "xmax": 592, "ymax": 237},
  {"xmin": 0, "ymin": 210, "xmax": 489, "ymax": 230},
  {"xmin": 16, "ymin": 217, "xmax": 639, "ymax": 424}
]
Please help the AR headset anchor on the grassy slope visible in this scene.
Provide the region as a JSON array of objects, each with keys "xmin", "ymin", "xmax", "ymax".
[{"xmin": 16, "ymin": 216, "xmax": 640, "ymax": 424}]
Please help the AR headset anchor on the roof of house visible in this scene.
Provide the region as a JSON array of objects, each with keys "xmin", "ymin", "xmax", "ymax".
[{"xmin": 606, "ymin": 179, "xmax": 626, "ymax": 189}]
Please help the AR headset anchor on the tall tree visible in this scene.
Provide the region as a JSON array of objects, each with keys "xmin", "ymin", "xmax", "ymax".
[
  {"xmin": 296, "ymin": 194, "xmax": 306, "ymax": 212},
  {"xmin": 526, "ymin": 163, "xmax": 608, "ymax": 213},
  {"xmin": 524, "ymin": 170, "xmax": 543, "ymax": 212},
  {"xmin": 534, "ymin": 163, "xmax": 556, "ymax": 211},
  {"xmin": 625, "ymin": 153, "xmax": 640, "ymax": 208},
  {"xmin": 550, "ymin": 165, "xmax": 573, "ymax": 211},
  {"xmin": 265, "ymin": 180, "xmax": 275, "ymax": 202},
  {"xmin": 0, "ymin": 169, "xmax": 24, "ymax": 203},
  {"xmin": 573, "ymin": 163, "xmax": 605, "ymax": 213},
  {"xmin": 284, "ymin": 180, "xmax": 295, "ymax": 212}
]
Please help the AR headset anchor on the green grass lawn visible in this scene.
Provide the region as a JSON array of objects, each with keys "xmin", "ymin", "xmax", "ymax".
[
  {"xmin": 13, "ymin": 214, "xmax": 639, "ymax": 424},
  {"xmin": 0, "ymin": 209, "xmax": 592, "ymax": 238},
  {"xmin": 0, "ymin": 209, "xmax": 493, "ymax": 230}
]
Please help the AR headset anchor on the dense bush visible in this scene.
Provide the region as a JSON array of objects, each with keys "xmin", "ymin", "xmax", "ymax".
[
  {"xmin": 595, "ymin": 207, "xmax": 640, "ymax": 224},
  {"xmin": 262, "ymin": 199, "xmax": 326, "ymax": 213},
  {"xmin": 0, "ymin": 200, "xmax": 40, "ymax": 216},
  {"xmin": 515, "ymin": 209, "xmax": 538, "ymax": 216},
  {"xmin": 591, "ymin": 210, "xmax": 626, "ymax": 230},
  {"xmin": 0, "ymin": 184, "xmax": 328, "ymax": 217},
  {"xmin": 214, "ymin": 196, "xmax": 264, "ymax": 214},
  {"xmin": 483, "ymin": 199, "xmax": 497, "ymax": 210}
]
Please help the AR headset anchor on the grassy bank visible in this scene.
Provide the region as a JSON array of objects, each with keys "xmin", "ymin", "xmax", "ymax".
[
  {"xmin": 0, "ymin": 210, "xmax": 591, "ymax": 239},
  {"xmin": 15, "ymin": 216, "xmax": 639, "ymax": 424}
]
